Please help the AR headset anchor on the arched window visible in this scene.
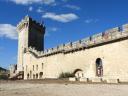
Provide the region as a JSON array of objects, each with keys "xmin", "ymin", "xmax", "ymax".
[{"xmin": 96, "ymin": 58, "xmax": 103, "ymax": 77}]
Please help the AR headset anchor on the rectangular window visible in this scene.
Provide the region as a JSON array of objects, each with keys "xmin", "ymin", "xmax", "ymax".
[
  {"xmin": 42, "ymin": 63, "xmax": 43, "ymax": 69},
  {"xmin": 33, "ymin": 65, "xmax": 34, "ymax": 71},
  {"xmin": 36, "ymin": 65, "xmax": 38, "ymax": 71}
]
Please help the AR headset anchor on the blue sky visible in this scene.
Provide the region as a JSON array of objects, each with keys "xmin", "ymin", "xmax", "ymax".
[{"xmin": 0, "ymin": 0, "xmax": 128, "ymax": 69}]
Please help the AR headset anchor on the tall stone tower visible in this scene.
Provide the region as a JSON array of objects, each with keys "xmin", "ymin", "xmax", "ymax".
[{"xmin": 17, "ymin": 16, "xmax": 45, "ymax": 72}]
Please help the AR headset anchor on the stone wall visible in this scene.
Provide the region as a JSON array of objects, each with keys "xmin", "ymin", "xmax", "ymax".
[
  {"xmin": 17, "ymin": 16, "xmax": 45, "ymax": 72},
  {"xmin": 23, "ymin": 24, "xmax": 128, "ymax": 80},
  {"xmin": 27, "ymin": 24, "xmax": 128, "ymax": 57}
]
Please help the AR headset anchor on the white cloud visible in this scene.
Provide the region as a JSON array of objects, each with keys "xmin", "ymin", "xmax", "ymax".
[
  {"xmin": 45, "ymin": 27, "xmax": 58, "ymax": 37},
  {"xmin": 64, "ymin": 4, "xmax": 80, "ymax": 10},
  {"xmin": 0, "ymin": 24, "xmax": 17, "ymax": 40},
  {"xmin": 28, "ymin": 6, "xmax": 33, "ymax": 11},
  {"xmin": 49, "ymin": 27, "xmax": 58, "ymax": 32},
  {"xmin": 37, "ymin": 7, "xmax": 45, "ymax": 13},
  {"xmin": 85, "ymin": 19, "xmax": 93, "ymax": 24},
  {"xmin": 9, "ymin": 0, "xmax": 55, "ymax": 5},
  {"xmin": 42, "ymin": 12, "xmax": 78, "ymax": 23},
  {"xmin": 85, "ymin": 19, "xmax": 99, "ymax": 24}
]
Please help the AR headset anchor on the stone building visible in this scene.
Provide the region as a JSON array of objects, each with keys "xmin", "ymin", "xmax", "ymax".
[
  {"xmin": 9, "ymin": 64, "xmax": 17, "ymax": 77},
  {"xmin": 16, "ymin": 16, "xmax": 128, "ymax": 83}
]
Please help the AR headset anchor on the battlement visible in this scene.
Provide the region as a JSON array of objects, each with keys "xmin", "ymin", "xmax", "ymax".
[
  {"xmin": 27, "ymin": 24, "xmax": 128, "ymax": 57},
  {"xmin": 17, "ymin": 15, "xmax": 45, "ymax": 32}
]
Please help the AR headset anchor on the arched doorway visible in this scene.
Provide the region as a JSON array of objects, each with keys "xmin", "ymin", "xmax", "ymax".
[
  {"xmin": 36, "ymin": 73, "xmax": 38, "ymax": 79},
  {"xmin": 39, "ymin": 72, "xmax": 43, "ymax": 79},
  {"xmin": 33, "ymin": 74, "xmax": 35, "ymax": 79},
  {"xmin": 73, "ymin": 69, "xmax": 83, "ymax": 78},
  {"xmin": 27, "ymin": 73, "xmax": 29, "ymax": 79},
  {"xmin": 96, "ymin": 58, "xmax": 103, "ymax": 77}
]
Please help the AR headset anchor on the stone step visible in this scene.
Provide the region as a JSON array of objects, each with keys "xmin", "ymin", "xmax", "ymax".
[
  {"xmin": 91, "ymin": 78, "xmax": 102, "ymax": 83},
  {"xmin": 79, "ymin": 78, "xmax": 88, "ymax": 82},
  {"xmin": 119, "ymin": 78, "xmax": 128, "ymax": 83},
  {"xmin": 106, "ymin": 79, "xmax": 119, "ymax": 83},
  {"xmin": 69, "ymin": 77, "xmax": 76, "ymax": 81}
]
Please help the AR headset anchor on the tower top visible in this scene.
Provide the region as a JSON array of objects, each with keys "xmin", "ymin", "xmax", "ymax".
[{"xmin": 17, "ymin": 15, "xmax": 45, "ymax": 32}]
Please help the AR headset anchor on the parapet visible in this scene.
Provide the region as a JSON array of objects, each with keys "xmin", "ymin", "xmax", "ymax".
[
  {"xmin": 17, "ymin": 15, "xmax": 45, "ymax": 33},
  {"xmin": 105, "ymin": 27, "xmax": 120, "ymax": 33},
  {"xmin": 27, "ymin": 23, "xmax": 128, "ymax": 57},
  {"xmin": 123, "ymin": 24, "xmax": 128, "ymax": 32}
]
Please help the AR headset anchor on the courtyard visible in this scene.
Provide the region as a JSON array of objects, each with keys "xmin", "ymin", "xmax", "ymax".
[{"xmin": 0, "ymin": 80, "xmax": 128, "ymax": 96}]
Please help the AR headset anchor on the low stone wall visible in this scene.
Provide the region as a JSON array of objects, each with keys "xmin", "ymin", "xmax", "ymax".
[{"xmin": 69, "ymin": 77, "xmax": 128, "ymax": 83}]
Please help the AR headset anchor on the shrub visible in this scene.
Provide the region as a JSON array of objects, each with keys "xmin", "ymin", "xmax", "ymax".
[
  {"xmin": 0, "ymin": 74, "xmax": 8, "ymax": 80},
  {"xmin": 59, "ymin": 72, "xmax": 75, "ymax": 78}
]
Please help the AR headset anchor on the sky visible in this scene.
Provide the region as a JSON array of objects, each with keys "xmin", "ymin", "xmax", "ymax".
[{"xmin": 0, "ymin": 0, "xmax": 128, "ymax": 69}]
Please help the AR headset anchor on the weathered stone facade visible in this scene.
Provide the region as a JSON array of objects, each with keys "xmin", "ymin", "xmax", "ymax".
[
  {"xmin": 17, "ymin": 16, "xmax": 45, "ymax": 72},
  {"xmin": 17, "ymin": 16, "xmax": 128, "ymax": 82}
]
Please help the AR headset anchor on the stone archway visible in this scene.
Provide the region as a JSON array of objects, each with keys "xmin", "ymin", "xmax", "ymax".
[
  {"xmin": 39, "ymin": 72, "xmax": 43, "ymax": 79},
  {"xmin": 96, "ymin": 58, "xmax": 103, "ymax": 77},
  {"xmin": 73, "ymin": 69, "xmax": 83, "ymax": 78}
]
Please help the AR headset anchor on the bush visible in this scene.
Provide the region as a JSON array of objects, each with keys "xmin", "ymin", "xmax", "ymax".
[
  {"xmin": 59, "ymin": 72, "xmax": 75, "ymax": 78},
  {"xmin": 0, "ymin": 74, "xmax": 8, "ymax": 80}
]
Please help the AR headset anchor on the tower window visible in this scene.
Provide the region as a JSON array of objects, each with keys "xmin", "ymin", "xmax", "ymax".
[
  {"xmin": 36, "ymin": 65, "xmax": 38, "ymax": 71},
  {"xmin": 33, "ymin": 65, "xmax": 34, "ymax": 71},
  {"xmin": 42, "ymin": 63, "xmax": 44, "ymax": 69}
]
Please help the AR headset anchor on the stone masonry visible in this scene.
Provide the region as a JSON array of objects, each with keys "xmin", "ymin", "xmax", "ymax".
[{"xmin": 16, "ymin": 16, "xmax": 128, "ymax": 82}]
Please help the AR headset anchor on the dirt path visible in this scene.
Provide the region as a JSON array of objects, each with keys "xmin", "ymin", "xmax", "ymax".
[{"xmin": 0, "ymin": 80, "xmax": 128, "ymax": 96}]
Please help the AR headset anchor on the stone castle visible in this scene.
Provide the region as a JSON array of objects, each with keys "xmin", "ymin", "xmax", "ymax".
[{"xmin": 10, "ymin": 16, "xmax": 128, "ymax": 83}]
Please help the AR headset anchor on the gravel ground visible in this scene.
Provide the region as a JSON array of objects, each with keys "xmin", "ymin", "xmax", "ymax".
[{"xmin": 0, "ymin": 80, "xmax": 128, "ymax": 96}]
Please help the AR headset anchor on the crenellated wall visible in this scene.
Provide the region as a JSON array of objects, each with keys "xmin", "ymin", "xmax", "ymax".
[{"xmin": 27, "ymin": 24, "xmax": 128, "ymax": 57}]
